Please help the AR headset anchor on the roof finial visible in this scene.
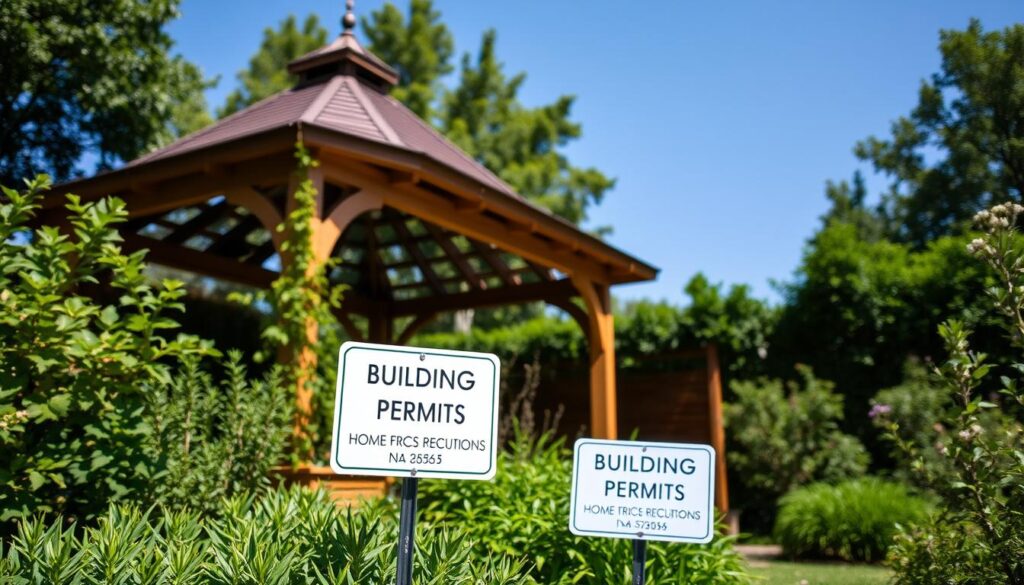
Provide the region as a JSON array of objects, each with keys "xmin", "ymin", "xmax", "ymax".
[{"xmin": 342, "ymin": 0, "xmax": 356, "ymax": 35}]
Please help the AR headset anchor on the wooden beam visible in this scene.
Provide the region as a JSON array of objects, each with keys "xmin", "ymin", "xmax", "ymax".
[
  {"xmin": 422, "ymin": 223, "xmax": 486, "ymax": 290},
  {"xmin": 470, "ymin": 238, "xmax": 520, "ymax": 286},
  {"xmin": 547, "ymin": 296, "xmax": 589, "ymax": 335},
  {"xmin": 120, "ymin": 233, "xmax": 277, "ymax": 288},
  {"xmin": 162, "ymin": 200, "xmax": 229, "ymax": 245},
  {"xmin": 333, "ymin": 309, "xmax": 365, "ymax": 342},
  {"xmin": 317, "ymin": 188, "xmax": 383, "ymax": 262},
  {"xmin": 225, "ymin": 186, "xmax": 285, "ymax": 250},
  {"xmin": 307, "ymin": 128, "xmax": 657, "ymax": 283},
  {"xmin": 44, "ymin": 127, "xmax": 295, "ymax": 206},
  {"xmin": 527, "ymin": 260, "xmax": 555, "ymax": 281},
  {"xmin": 54, "ymin": 154, "xmax": 295, "ymax": 221},
  {"xmin": 318, "ymin": 159, "xmax": 614, "ymax": 284},
  {"xmin": 390, "ymin": 215, "xmax": 446, "ymax": 296},
  {"xmin": 389, "ymin": 278, "xmax": 576, "ymax": 317},
  {"xmin": 364, "ymin": 212, "xmax": 393, "ymax": 300},
  {"xmin": 205, "ymin": 215, "xmax": 261, "ymax": 257},
  {"xmin": 396, "ymin": 312, "xmax": 438, "ymax": 345}
]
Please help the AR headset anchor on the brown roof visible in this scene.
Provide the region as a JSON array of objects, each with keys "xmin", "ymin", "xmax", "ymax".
[
  {"xmin": 131, "ymin": 65, "xmax": 520, "ymax": 202},
  {"xmin": 51, "ymin": 30, "xmax": 657, "ymax": 285}
]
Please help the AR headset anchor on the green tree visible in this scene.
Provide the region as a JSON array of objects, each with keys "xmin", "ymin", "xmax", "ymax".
[
  {"xmin": 218, "ymin": 14, "xmax": 328, "ymax": 118},
  {"xmin": 821, "ymin": 171, "xmax": 888, "ymax": 242},
  {"xmin": 441, "ymin": 30, "xmax": 614, "ymax": 227},
  {"xmin": 771, "ymin": 219, "xmax": 994, "ymax": 434},
  {"xmin": 0, "ymin": 0, "xmax": 212, "ymax": 184},
  {"xmin": 855, "ymin": 20, "xmax": 1024, "ymax": 246},
  {"xmin": 362, "ymin": 0, "xmax": 453, "ymax": 119},
  {"xmin": 361, "ymin": 1, "xmax": 613, "ymax": 227}
]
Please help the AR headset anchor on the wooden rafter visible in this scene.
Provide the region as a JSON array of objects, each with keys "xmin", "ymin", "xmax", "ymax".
[
  {"xmin": 248, "ymin": 239, "xmax": 278, "ymax": 265},
  {"xmin": 206, "ymin": 215, "xmax": 262, "ymax": 257},
  {"xmin": 421, "ymin": 222, "xmax": 484, "ymax": 290},
  {"xmin": 162, "ymin": 200, "xmax": 230, "ymax": 245},
  {"xmin": 122, "ymin": 233, "xmax": 276, "ymax": 288},
  {"xmin": 526, "ymin": 260, "xmax": 554, "ymax": 281},
  {"xmin": 389, "ymin": 278, "xmax": 576, "ymax": 317},
  {"xmin": 389, "ymin": 213, "xmax": 446, "ymax": 296},
  {"xmin": 468, "ymin": 238, "xmax": 519, "ymax": 286}
]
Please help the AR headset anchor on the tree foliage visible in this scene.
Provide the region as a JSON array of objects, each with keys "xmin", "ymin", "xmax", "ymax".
[
  {"xmin": 0, "ymin": 0, "xmax": 211, "ymax": 184},
  {"xmin": 218, "ymin": 15, "xmax": 328, "ymax": 118},
  {"xmin": 361, "ymin": 0, "xmax": 453, "ymax": 120},
  {"xmin": 436, "ymin": 29, "xmax": 613, "ymax": 227},
  {"xmin": 772, "ymin": 219, "xmax": 993, "ymax": 432},
  {"xmin": 854, "ymin": 19, "xmax": 1024, "ymax": 246},
  {"xmin": 218, "ymin": 2, "xmax": 611, "ymax": 226}
]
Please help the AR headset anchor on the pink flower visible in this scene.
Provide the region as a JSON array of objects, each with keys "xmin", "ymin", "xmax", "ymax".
[{"xmin": 869, "ymin": 403, "xmax": 892, "ymax": 419}]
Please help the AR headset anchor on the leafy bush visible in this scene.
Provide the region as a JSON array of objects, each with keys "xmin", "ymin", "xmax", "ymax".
[
  {"xmin": 725, "ymin": 366, "xmax": 869, "ymax": 533},
  {"xmin": 774, "ymin": 478, "xmax": 930, "ymax": 562},
  {"xmin": 414, "ymin": 316, "xmax": 585, "ymax": 364},
  {"xmin": 0, "ymin": 486, "xmax": 533, "ymax": 584},
  {"xmin": 884, "ymin": 203, "xmax": 1024, "ymax": 584},
  {"xmin": 146, "ymin": 352, "xmax": 292, "ymax": 515},
  {"xmin": 0, "ymin": 177, "xmax": 210, "ymax": 528},
  {"xmin": 419, "ymin": 430, "xmax": 752, "ymax": 584},
  {"xmin": 870, "ymin": 361, "xmax": 952, "ymax": 485}
]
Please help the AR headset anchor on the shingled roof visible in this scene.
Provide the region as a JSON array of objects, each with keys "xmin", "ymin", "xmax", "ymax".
[
  {"xmin": 131, "ymin": 30, "xmax": 521, "ymax": 203},
  {"xmin": 47, "ymin": 9, "xmax": 656, "ymax": 289}
]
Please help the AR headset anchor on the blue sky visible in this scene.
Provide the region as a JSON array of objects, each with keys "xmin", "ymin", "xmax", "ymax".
[{"xmin": 168, "ymin": 0, "xmax": 1022, "ymax": 305}]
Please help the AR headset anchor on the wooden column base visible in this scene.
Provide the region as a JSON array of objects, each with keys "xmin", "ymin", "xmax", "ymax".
[{"xmin": 270, "ymin": 465, "xmax": 393, "ymax": 505}]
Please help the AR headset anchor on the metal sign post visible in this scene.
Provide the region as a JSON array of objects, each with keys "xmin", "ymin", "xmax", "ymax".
[
  {"xmin": 329, "ymin": 342, "xmax": 501, "ymax": 585},
  {"xmin": 569, "ymin": 439, "xmax": 717, "ymax": 581},
  {"xmin": 396, "ymin": 477, "xmax": 419, "ymax": 585},
  {"xmin": 632, "ymin": 539, "xmax": 647, "ymax": 584}
]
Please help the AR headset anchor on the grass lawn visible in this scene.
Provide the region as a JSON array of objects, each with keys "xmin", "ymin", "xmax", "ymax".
[{"xmin": 751, "ymin": 560, "xmax": 891, "ymax": 585}]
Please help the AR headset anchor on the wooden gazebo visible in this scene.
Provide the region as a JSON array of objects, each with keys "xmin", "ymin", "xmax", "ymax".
[{"xmin": 43, "ymin": 7, "xmax": 657, "ymax": 487}]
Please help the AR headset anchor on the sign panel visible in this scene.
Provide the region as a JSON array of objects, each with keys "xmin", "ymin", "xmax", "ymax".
[
  {"xmin": 330, "ymin": 341, "xmax": 500, "ymax": 480},
  {"xmin": 569, "ymin": 439, "xmax": 716, "ymax": 543}
]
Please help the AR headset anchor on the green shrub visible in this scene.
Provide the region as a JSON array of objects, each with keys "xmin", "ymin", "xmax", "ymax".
[
  {"xmin": 419, "ymin": 430, "xmax": 752, "ymax": 584},
  {"xmin": 774, "ymin": 478, "xmax": 930, "ymax": 562},
  {"xmin": 725, "ymin": 367, "xmax": 869, "ymax": 533},
  {"xmin": 0, "ymin": 176, "xmax": 211, "ymax": 529},
  {"xmin": 414, "ymin": 315, "xmax": 585, "ymax": 365},
  {"xmin": 0, "ymin": 486, "xmax": 534, "ymax": 584},
  {"xmin": 145, "ymin": 352, "xmax": 292, "ymax": 515},
  {"xmin": 884, "ymin": 202, "xmax": 1024, "ymax": 584},
  {"xmin": 870, "ymin": 361, "xmax": 952, "ymax": 486}
]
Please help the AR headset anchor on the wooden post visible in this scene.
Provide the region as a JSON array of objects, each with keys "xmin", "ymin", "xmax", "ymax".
[
  {"xmin": 287, "ymin": 165, "xmax": 326, "ymax": 446},
  {"xmin": 573, "ymin": 277, "xmax": 618, "ymax": 440},
  {"xmin": 286, "ymin": 172, "xmax": 384, "ymax": 444},
  {"xmin": 367, "ymin": 308, "xmax": 393, "ymax": 344},
  {"xmin": 706, "ymin": 343, "xmax": 730, "ymax": 514}
]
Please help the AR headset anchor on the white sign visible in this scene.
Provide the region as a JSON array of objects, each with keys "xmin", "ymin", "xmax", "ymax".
[
  {"xmin": 329, "ymin": 341, "xmax": 500, "ymax": 480},
  {"xmin": 569, "ymin": 439, "xmax": 716, "ymax": 543}
]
